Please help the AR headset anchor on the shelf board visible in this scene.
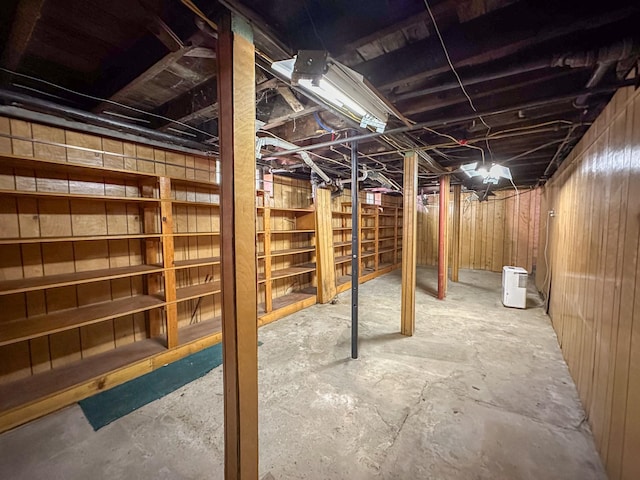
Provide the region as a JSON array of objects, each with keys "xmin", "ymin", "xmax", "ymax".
[
  {"xmin": 171, "ymin": 199, "xmax": 220, "ymax": 207},
  {"xmin": 271, "ymin": 247, "xmax": 315, "ymax": 257},
  {"xmin": 361, "ymin": 251, "xmax": 376, "ymax": 258},
  {"xmin": 331, "ymin": 211, "xmax": 352, "ymax": 216},
  {"xmin": 0, "ymin": 336, "xmax": 167, "ymax": 413},
  {"xmin": 173, "ymin": 257, "xmax": 220, "ymax": 269},
  {"xmin": 335, "ymin": 255, "xmax": 351, "ymax": 264},
  {"xmin": 361, "ymin": 239, "xmax": 376, "ymax": 244},
  {"xmin": 179, "ymin": 316, "xmax": 222, "ymax": 345},
  {"xmin": 258, "ymin": 290, "xmax": 316, "ymax": 317},
  {"xmin": 258, "ymin": 264, "xmax": 316, "ymax": 282},
  {"xmin": 0, "ymin": 264, "xmax": 165, "ymax": 296},
  {"xmin": 172, "ymin": 232, "xmax": 220, "ymax": 237},
  {"xmin": 378, "ymin": 248, "xmax": 395, "ymax": 255},
  {"xmin": 334, "ymin": 241, "xmax": 352, "ymax": 247},
  {"xmin": 0, "ymin": 189, "xmax": 159, "ymax": 203},
  {"xmin": 378, "ymin": 236, "xmax": 395, "ymax": 241},
  {"xmin": 0, "ymin": 295, "xmax": 164, "ymax": 346},
  {"xmin": 257, "ymin": 206, "xmax": 313, "ymax": 213},
  {"xmin": 0, "ymin": 233, "xmax": 162, "ymax": 245},
  {"xmin": 0, "ymin": 152, "xmax": 158, "ymax": 181},
  {"xmin": 333, "ymin": 227, "xmax": 353, "ymax": 231},
  {"xmin": 362, "ymin": 226, "xmax": 376, "ymax": 230},
  {"xmin": 271, "ymin": 229, "xmax": 315, "ymax": 234},
  {"xmin": 170, "ymin": 178, "xmax": 220, "ymax": 190},
  {"xmin": 176, "ymin": 281, "xmax": 222, "ymax": 302}
]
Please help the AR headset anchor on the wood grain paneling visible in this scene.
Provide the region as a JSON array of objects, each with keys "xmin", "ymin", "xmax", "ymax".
[
  {"xmin": 535, "ymin": 84, "xmax": 640, "ymax": 480},
  {"xmin": 417, "ymin": 188, "xmax": 541, "ymax": 273}
]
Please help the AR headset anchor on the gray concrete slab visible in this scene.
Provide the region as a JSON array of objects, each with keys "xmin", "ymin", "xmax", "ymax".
[{"xmin": 0, "ymin": 268, "xmax": 606, "ymax": 479}]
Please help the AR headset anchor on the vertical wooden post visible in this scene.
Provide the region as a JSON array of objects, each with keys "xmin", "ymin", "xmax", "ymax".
[
  {"xmin": 315, "ymin": 188, "xmax": 337, "ymax": 303},
  {"xmin": 437, "ymin": 175, "xmax": 450, "ymax": 299},
  {"xmin": 217, "ymin": 12, "xmax": 258, "ymax": 480},
  {"xmin": 451, "ymin": 184, "xmax": 462, "ymax": 282},
  {"xmin": 142, "ymin": 182, "xmax": 162, "ymax": 338},
  {"xmin": 263, "ymin": 206, "xmax": 272, "ymax": 313},
  {"xmin": 159, "ymin": 177, "xmax": 178, "ymax": 348},
  {"xmin": 401, "ymin": 152, "xmax": 417, "ymax": 336}
]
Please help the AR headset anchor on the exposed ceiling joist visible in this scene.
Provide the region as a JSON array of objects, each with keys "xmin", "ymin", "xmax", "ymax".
[
  {"xmin": 356, "ymin": 3, "xmax": 637, "ymax": 91},
  {"xmin": 1, "ymin": 0, "xmax": 46, "ymax": 71}
]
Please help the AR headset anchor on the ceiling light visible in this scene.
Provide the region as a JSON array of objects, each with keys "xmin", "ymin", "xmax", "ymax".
[
  {"xmin": 272, "ymin": 51, "xmax": 396, "ymax": 133},
  {"xmin": 459, "ymin": 162, "xmax": 512, "ymax": 185}
]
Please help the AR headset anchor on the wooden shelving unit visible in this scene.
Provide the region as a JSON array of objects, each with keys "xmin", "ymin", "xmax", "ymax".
[
  {"xmin": 256, "ymin": 193, "xmax": 318, "ymax": 324},
  {"xmin": 331, "ymin": 197, "xmax": 403, "ymax": 293},
  {"xmin": 0, "ymin": 134, "xmax": 223, "ymax": 432}
]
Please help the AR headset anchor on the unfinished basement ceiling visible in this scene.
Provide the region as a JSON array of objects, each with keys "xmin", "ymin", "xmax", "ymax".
[{"xmin": 0, "ymin": 0, "xmax": 638, "ymax": 190}]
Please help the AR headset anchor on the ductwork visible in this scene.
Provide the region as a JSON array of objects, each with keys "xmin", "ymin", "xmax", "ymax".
[
  {"xmin": 394, "ymin": 39, "xmax": 639, "ymax": 104},
  {"xmin": 256, "ymin": 136, "xmax": 333, "ymax": 184},
  {"xmin": 568, "ymin": 38, "xmax": 638, "ymax": 108},
  {"xmin": 0, "ymin": 89, "xmax": 212, "ymax": 151}
]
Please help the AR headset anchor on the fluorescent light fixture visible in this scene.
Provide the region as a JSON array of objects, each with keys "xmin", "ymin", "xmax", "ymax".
[
  {"xmin": 459, "ymin": 162, "xmax": 512, "ymax": 185},
  {"xmin": 272, "ymin": 51, "xmax": 395, "ymax": 133}
]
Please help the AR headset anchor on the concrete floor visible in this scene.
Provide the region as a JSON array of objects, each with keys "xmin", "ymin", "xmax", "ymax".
[{"xmin": 0, "ymin": 267, "xmax": 606, "ymax": 480}]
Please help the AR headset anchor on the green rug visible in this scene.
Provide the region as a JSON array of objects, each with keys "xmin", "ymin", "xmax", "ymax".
[{"xmin": 79, "ymin": 343, "xmax": 227, "ymax": 430}]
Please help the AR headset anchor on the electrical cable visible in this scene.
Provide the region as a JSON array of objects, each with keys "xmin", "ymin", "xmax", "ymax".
[
  {"xmin": 422, "ymin": 0, "xmax": 494, "ymax": 163},
  {"xmin": 0, "ymin": 67, "xmax": 218, "ymax": 141},
  {"xmin": 304, "ymin": 1, "xmax": 328, "ymax": 51}
]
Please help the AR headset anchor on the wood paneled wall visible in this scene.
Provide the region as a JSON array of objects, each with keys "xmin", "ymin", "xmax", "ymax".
[
  {"xmin": 536, "ymin": 84, "xmax": 640, "ymax": 480},
  {"xmin": 417, "ymin": 187, "xmax": 541, "ymax": 272}
]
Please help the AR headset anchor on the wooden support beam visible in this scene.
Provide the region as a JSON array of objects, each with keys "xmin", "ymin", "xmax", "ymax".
[
  {"xmin": 277, "ymin": 86, "xmax": 305, "ymax": 113},
  {"xmin": 263, "ymin": 206, "xmax": 272, "ymax": 313},
  {"xmin": 142, "ymin": 182, "xmax": 163, "ymax": 338},
  {"xmin": 401, "ymin": 152, "xmax": 418, "ymax": 336},
  {"xmin": 437, "ymin": 175, "xmax": 450, "ymax": 299},
  {"xmin": 315, "ymin": 188, "xmax": 337, "ymax": 303},
  {"xmin": 451, "ymin": 184, "xmax": 462, "ymax": 282},
  {"xmin": 159, "ymin": 177, "xmax": 178, "ymax": 348},
  {"xmin": 217, "ymin": 12, "xmax": 258, "ymax": 480},
  {"xmin": 1, "ymin": 0, "xmax": 46, "ymax": 72}
]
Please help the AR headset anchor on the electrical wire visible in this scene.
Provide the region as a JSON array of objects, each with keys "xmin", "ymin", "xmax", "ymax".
[
  {"xmin": 0, "ymin": 67, "xmax": 218, "ymax": 141},
  {"xmin": 304, "ymin": 1, "xmax": 328, "ymax": 51},
  {"xmin": 422, "ymin": 0, "xmax": 494, "ymax": 163},
  {"xmin": 421, "ymin": 125, "xmax": 486, "ymax": 164}
]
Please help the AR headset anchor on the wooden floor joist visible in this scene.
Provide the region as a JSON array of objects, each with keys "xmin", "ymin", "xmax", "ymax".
[{"xmin": 217, "ymin": 12, "xmax": 259, "ymax": 480}]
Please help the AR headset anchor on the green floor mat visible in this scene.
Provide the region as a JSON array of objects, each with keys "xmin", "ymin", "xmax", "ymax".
[{"xmin": 79, "ymin": 343, "xmax": 224, "ymax": 430}]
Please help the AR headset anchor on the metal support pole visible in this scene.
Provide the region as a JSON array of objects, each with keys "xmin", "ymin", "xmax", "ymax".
[{"xmin": 351, "ymin": 136, "xmax": 359, "ymax": 359}]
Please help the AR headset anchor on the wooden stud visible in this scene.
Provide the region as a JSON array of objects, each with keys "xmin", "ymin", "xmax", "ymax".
[
  {"xmin": 217, "ymin": 12, "xmax": 259, "ymax": 480},
  {"xmin": 314, "ymin": 188, "xmax": 337, "ymax": 303},
  {"xmin": 142, "ymin": 182, "xmax": 163, "ymax": 338},
  {"xmin": 437, "ymin": 175, "xmax": 450, "ymax": 299},
  {"xmin": 159, "ymin": 177, "xmax": 178, "ymax": 348},
  {"xmin": 263, "ymin": 207, "xmax": 273, "ymax": 313},
  {"xmin": 401, "ymin": 152, "xmax": 417, "ymax": 336},
  {"xmin": 451, "ymin": 184, "xmax": 462, "ymax": 282}
]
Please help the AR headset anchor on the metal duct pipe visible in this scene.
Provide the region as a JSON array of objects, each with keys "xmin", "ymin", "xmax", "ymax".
[
  {"xmin": 0, "ymin": 89, "xmax": 211, "ymax": 151},
  {"xmin": 266, "ymin": 78, "xmax": 637, "ymax": 158},
  {"xmin": 255, "ymin": 136, "xmax": 332, "ymax": 184},
  {"xmin": 337, "ymin": 167, "xmax": 368, "ymax": 185},
  {"xmin": 394, "ymin": 39, "xmax": 638, "ymax": 103}
]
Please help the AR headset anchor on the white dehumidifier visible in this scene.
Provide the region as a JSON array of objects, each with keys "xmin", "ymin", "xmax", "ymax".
[{"xmin": 502, "ymin": 266, "xmax": 528, "ymax": 309}]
